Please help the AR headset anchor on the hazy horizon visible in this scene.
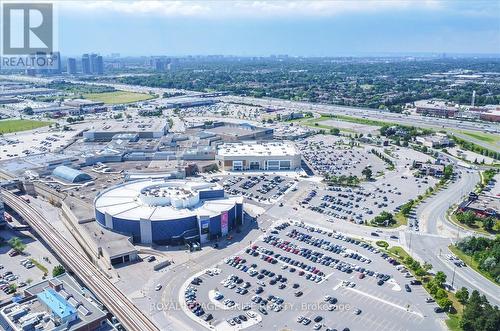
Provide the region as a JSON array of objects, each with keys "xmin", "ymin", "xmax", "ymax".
[{"xmin": 54, "ymin": 0, "xmax": 500, "ymax": 57}]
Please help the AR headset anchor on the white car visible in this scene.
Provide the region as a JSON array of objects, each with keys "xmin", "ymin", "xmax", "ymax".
[
  {"xmin": 155, "ymin": 284, "xmax": 162, "ymax": 291},
  {"xmin": 246, "ymin": 311, "xmax": 257, "ymax": 318}
]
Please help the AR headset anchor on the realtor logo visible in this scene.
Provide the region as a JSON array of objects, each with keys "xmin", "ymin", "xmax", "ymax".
[{"xmin": 2, "ymin": 2, "xmax": 53, "ymax": 55}]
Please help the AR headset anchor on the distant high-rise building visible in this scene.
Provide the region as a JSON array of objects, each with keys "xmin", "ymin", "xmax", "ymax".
[
  {"xmin": 153, "ymin": 58, "xmax": 165, "ymax": 72},
  {"xmin": 95, "ymin": 55, "xmax": 104, "ymax": 74},
  {"xmin": 90, "ymin": 53, "xmax": 98, "ymax": 73},
  {"xmin": 82, "ymin": 54, "xmax": 91, "ymax": 74},
  {"xmin": 67, "ymin": 58, "xmax": 77, "ymax": 74},
  {"xmin": 52, "ymin": 51, "xmax": 62, "ymax": 74},
  {"xmin": 89, "ymin": 53, "xmax": 104, "ymax": 75}
]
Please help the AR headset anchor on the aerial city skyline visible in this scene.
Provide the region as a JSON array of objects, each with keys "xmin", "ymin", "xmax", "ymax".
[{"xmin": 0, "ymin": 2, "xmax": 498, "ymax": 331}]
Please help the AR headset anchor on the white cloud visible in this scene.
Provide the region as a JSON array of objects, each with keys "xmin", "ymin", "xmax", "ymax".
[{"xmin": 57, "ymin": 0, "xmax": 446, "ymax": 18}]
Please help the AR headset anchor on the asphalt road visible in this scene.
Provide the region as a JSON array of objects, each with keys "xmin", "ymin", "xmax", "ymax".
[{"xmin": 408, "ymin": 168, "xmax": 500, "ymax": 306}]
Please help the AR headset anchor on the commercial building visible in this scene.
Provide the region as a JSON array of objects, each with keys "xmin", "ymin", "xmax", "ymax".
[
  {"xmin": 52, "ymin": 166, "xmax": 92, "ymax": 183},
  {"xmin": 82, "ymin": 119, "xmax": 168, "ymax": 142},
  {"xmin": 159, "ymin": 97, "xmax": 217, "ymax": 109},
  {"xmin": 459, "ymin": 193, "xmax": 499, "ymax": 219},
  {"xmin": 415, "ymin": 100, "xmax": 457, "ymax": 117},
  {"xmin": 0, "ymin": 88, "xmax": 56, "ymax": 97},
  {"xmin": 94, "ymin": 178, "xmax": 243, "ymax": 245},
  {"xmin": 415, "ymin": 133, "xmax": 452, "ymax": 148},
  {"xmin": 201, "ymin": 122, "xmax": 274, "ymax": 142},
  {"xmin": 0, "ymin": 274, "xmax": 108, "ymax": 331},
  {"xmin": 67, "ymin": 58, "xmax": 77, "ymax": 74},
  {"xmin": 479, "ymin": 108, "xmax": 500, "ymax": 122},
  {"xmin": 412, "ymin": 161, "xmax": 444, "ymax": 177},
  {"xmin": 216, "ymin": 141, "xmax": 301, "ymax": 171}
]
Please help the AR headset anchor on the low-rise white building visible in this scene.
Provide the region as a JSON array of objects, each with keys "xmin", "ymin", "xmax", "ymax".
[
  {"xmin": 216, "ymin": 141, "xmax": 302, "ymax": 171},
  {"xmin": 415, "ymin": 133, "xmax": 451, "ymax": 148}
]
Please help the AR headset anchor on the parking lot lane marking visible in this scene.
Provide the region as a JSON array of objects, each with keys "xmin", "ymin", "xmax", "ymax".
[{"xmin": 345, "ymin": 287, "xmax": 424, "ymax": 318}]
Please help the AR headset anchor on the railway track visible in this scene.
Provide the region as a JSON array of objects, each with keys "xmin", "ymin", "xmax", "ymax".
[{"xmin": 1, "ymin": 190, "xmax": 159, "ymax": 331}]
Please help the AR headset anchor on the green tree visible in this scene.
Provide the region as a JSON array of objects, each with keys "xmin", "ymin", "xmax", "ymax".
[
  {"xmin": 361, "ymin": 166, "xmax": 373, "ymax": 180},
  {"xmin": 437, "ymin": 297, "xmax": 452, "ymax": 311},
  {"xmin": 8, "ymin": 237, "xmax": 26, "ymax": 253},
  {"xmin": 434, "ymin": 271, "xmax": 447, "ymax": 286},
  {"xmin": 8, "ymin": 284, "xmax": 17, "ymax": 293},
  {"xmin": 23, "ymin": 106, "xmax": 34, "ymax": 115},
  {"xmin": 456, "ymin": 287, "xmax": 469, "ymax": 306},
  {"xmin": 52, "ymin": 265, "xmax": 65, "ymax": 277},
  {"xmin": 482, "ymin": 217, "xmax": 495, "ymax": 232},
  {"xmin": 422, "ymin": 262, "xmax": 433, "ymax": 272},
  {"xmin": 330, "ymin": 128, "xmax": 340, "ymax": 135},
  {"xmin": 443, "ymin": 165, "xmax": 454, "ymax": 180}
]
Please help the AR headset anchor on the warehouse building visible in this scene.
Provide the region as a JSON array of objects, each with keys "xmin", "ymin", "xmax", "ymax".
[
  {"xmin": 216, "ymin": 141, "xmax": 302, "ymax": 171},
  {"xmin": 94, "ymin": 178, "xmax": 243, "ymax": 245}
]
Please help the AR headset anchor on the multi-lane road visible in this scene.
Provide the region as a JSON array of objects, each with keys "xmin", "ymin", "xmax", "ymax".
[
  {"xmin": 222, "ymin": 95, "xmax": 500, "ymax": 151},
  {"xmin": 1, "ymin": 190, "xmax": 159, "ymax": 331},
  {"xmin": 406, "ymin": 168, "xmax": 499, "ymax": 306}
]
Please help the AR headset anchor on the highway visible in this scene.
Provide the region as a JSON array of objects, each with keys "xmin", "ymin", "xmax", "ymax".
[
  {"xmin": 1, "ymin": 190, "xmax": 159, "ymax": 331},
  {"xmin": 223, "ymin": 95, "xmax": 500, "ymax": 151}
]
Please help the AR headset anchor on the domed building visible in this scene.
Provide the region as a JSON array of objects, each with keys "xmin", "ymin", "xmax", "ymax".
[{"xmin": 94, "ymin": 178, "xmax": 243, "ymax": 245}]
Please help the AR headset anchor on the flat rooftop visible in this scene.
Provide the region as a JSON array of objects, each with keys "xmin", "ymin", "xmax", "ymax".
[
  {"xmin": 205, "ymin": 124, "xmax": 269, "ymax": 138},
  {"xmin": 467, "ymin": 194, "xmax": 500, "ymax": 214},
  {"xmin": 217, "ymin": 141, "xmax": 300, "ymax": 157},
  {"xmin": 85, "ymin": 118, "xmax": 167, "ymax": 133},
  {"xmin": 3, "ymin": 273, "xmax": 108, "ymax": 331}
]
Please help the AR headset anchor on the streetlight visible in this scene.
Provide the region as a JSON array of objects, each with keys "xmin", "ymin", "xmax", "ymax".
[{"xmin": 451, "ymin": 264, "xmax": 456, "ymax": 290}]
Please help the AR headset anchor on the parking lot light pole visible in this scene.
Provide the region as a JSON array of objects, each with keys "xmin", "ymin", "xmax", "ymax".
[{"xmin": 451, "ymin": 265, "xmax": 456, "ymax": 289}]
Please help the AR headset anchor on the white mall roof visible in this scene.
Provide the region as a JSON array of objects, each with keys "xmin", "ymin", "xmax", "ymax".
[
  {"xmin": 94, "ymin": 179, "xmax": 241, "ymax": 221},
  {"xmin": 217, "ymin": 141, "xmax": 299, "ymax": 157}
]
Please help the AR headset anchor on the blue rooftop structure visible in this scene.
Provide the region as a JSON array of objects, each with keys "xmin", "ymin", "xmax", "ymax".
[
  {"xmin": 37, "ymin": 288, "xmax": 77, "ymax": 324},
  {"xmin": 52, "ymin": 165, "xmax": 91, "ymax": 183}
]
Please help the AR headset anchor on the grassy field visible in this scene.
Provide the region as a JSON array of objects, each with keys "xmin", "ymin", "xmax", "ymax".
[
  {"xmin": 330, "ymin": 114, "xmax": 394, "ymax": 127},
  {"xmin": 449, "ymin": 245, "xmax": 498, "ymax": 285},
  {"xmin": 0, "ymin": 119, "xmax": 51, "ymax": 134},
  {"xmin": 456, "ymin": 130, "xmax": 500, "ymax": 144},
  {"xmin": 290, "ymin": 115, "xmax": 356, "ymax": 133},
  {"xmin": 83, "ymin": 91, "xmax": 155, "ymax": 104}
]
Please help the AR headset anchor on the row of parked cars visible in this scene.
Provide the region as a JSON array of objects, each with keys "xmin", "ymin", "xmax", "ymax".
[
  {"xmin": 0, "ymin": 268, "xmax": 20, "ymax": 295},
  {"xmin": 184, "ymin": 277, "xmax": 214, "ymax": 322}
]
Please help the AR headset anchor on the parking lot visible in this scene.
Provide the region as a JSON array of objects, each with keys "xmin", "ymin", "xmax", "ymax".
[
  {"xmin": 296, "ymin": 136, "xmax": 387, "ymax": 177},
  {"xmin": 300, "ymin": 172, "xmax": 437, "ymax": 225},
  {"xmin": 220, "ymin": 175, "xmax": 297, "ymax": 204},
  {"xmin": 0, "ymin": 230, "xmax": 58, "ymax": 301},
  {"xmin": 181, "ymin": 221, "xmax": 443, "ymax": 331}
]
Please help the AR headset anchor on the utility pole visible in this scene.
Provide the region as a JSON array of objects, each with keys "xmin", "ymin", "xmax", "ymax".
[{"xmin": 451, "ymin": 264, "xmax": 456, "ymax": 290}]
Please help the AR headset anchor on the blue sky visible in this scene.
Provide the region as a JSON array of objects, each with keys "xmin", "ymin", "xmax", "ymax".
[{"xmin": 56, "ymin": 0, "xmax": 500, "ymax": 56}]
